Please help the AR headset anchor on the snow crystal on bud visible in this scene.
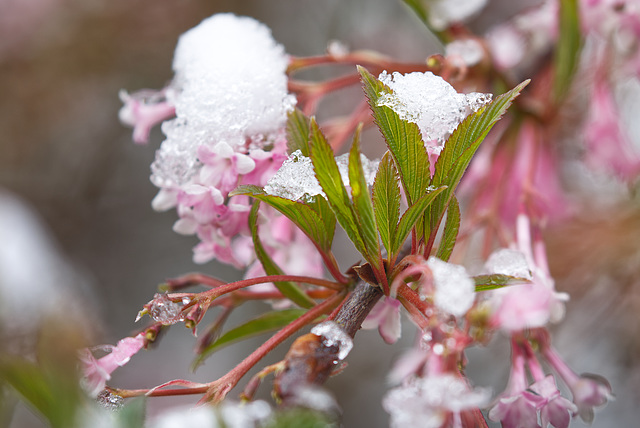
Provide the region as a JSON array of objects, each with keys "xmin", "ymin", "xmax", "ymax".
[
  {"xmin": 427, "ymin": 0, "xmax": 488, "ymax": 31},
  {"xmin": 311, "ymin": 320, "xmax": 353, "ymax": 360},
  {"xmin": 486, "ymin": 248, "xmax": 532, "ymax": 280},
  {"xmin": 151, "ymin": 13, "xmax": 295, "ymax": 187},
  {"xmin": 426, "ymin": 256, "xmax": 475, "ymax": 317},
  {"xmin": 149, "ymin": 293, "xmax": 182, "ymax": 325},
  {"xmin": 377, "ymin": 71, "xmax": 492, "ymax": 151},
  {"xmin": 263, "ymin": 150, "xmax": 324, "ymax": 200}
]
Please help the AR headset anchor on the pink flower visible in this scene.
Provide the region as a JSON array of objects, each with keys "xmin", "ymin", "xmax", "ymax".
[
  {"xmin": 361, "ymin": 297, "xmax": 402, "ymax": 344},
  {"xmin": 79, "ymin": 334, "xmax": 146, "ymax": 397},
  {"xmin": 542, "ymin": 344, "xmax": 613, "ymax": 423},
  {"xmin": 119, "ymin": 89, "xmax": 176, "ymax": 144},
  {"xmin": 198, "ymin": 143, "xmax": 256, "ymax": 194},
  {"xmin": 583, "ymin": 77, "xmax": 640, "ymax": 181},
  {"xmin": 489, "ymin": 345, "xmax": 545, "ymax": 428},
  {"xmin": 529, "ymin": 376, "xmax": 577, "ymax": 428}
]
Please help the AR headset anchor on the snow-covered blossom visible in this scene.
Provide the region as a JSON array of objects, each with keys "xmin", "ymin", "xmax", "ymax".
[
  {"xmin": 148, "ymin": 400, "xmax": 271, "ymax": 428},
  {"xmin": 488, "ymin": 214, "xmax": 569, "ymax": 331},
  {"xmin": 362, "ymin": 296, "xmax": 402, "ymax": 344},
  {"xmin": 384, "ymin": 374, "xmax": 490, "ymax": 428},
  {"xmin": 377, "ymin": 71, "xmax": 492, "ymax": 164},
  {"xmin": 426, "ymin": 256, "xmax": 475, "ymax": 317},
  {"xmin": 79, "ymin": 334, "xmax": 146, "ymax": 397},
  {"xmin": 425, "ymin": 0, "xmax": 488, "ymax": 31}
]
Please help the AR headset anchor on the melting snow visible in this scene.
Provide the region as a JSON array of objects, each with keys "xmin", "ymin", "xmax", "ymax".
[
  {"xmin": 311, "ymin": 320, "xmax": 353, "ymax": 360},
  {"xmin": 485, "ymin": 248, "xmax": 532, "ymax": 280},
  {"xmin": 426, "ymin": 256, "xmax": 475, "ymax": 317}
]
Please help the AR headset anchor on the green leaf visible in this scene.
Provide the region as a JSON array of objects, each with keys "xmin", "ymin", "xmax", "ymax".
[
  {"xmin": 426, "ymin": 80, "xmax": 530, "ymax": 242},
  {"xmin": 348, "ymin": 125, "xmax": 381, "ymax": 264},
  {"xmin": 192, "ymin": 309, "xmax": 307, "ymax": 370},
  {"xmin": 286, "ymin": 108, "xmax": 311, "ymax": 156},
  {"xmin": 435, "ymin": 195, "xmax": 460, "ymax": 262},
  {"xmin": 0, "ymin": 358, "xmax": 81, "ymax": 428},
  {"xmin": 231, "ymin": 185, "xmax": 335, "ymax": 254},
  {"xmin": 359, "ymin": 66, "xmax": 431, "ymax": 207},
  {"xmin": 116, "ymin": 397, "xmax": 146, "ymax": 428},
  {"xmin": 308, "ymin": 118, "xmax": 368, "ymax": 257},
  {"xmin": 554, "ymin": 0, "xmax": 581, "ymax": 101},
  {"xmin": 473, "ymin": 274, "xmax": 530, "ymax": 292},
  {"xmin": 402, "ymin": 0, "xmax": 429, "ymax": 25},
  {"xmin": 392, "ymin": 186, "xmax": 447, "ymax": 258},
  {"xmin": 372, "ymin": 151, "xmax": 401, "ymax": 257},
  {"xmin": 248, "ymin": 201, "xmax": 316, "ymax": 309}
]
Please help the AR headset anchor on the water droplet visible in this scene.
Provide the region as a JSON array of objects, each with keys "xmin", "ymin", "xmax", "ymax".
[
  {"xmin": 311, "ymin": 321, "xmax": 353, "ymax": 360},
  {"xmin": 97, "ymin": 390, "xmax": 124, "ymax": 411},
  {"xmin": 149, "ymin": 293, "xmax": 182, "ymax": 325}
]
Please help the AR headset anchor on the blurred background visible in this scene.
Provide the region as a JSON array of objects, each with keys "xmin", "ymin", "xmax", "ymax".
[{"xmin": 1, "ymin": 0, "xmax": 638, "ymax": 426}]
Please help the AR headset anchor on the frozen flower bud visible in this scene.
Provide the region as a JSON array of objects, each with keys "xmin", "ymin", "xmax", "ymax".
[
  {"xmin": 426, "ymin": 256, "xmax": 475, "ymax": 317},
  {"xmin": 377, "ymin": 71, "xmax": 492, "ymax": 155}
]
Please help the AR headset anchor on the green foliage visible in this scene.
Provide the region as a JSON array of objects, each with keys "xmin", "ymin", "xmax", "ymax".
[
  {"xmin": 248, "ymin": 201, "xmax": 316, "ymax": 309},
  {"xmin": 392, "ymin": 186, "xmax": 446, "ymax": 259},
  {"xmin": 192, "ymin": 308, "xmax": 307, "ymax": 370},
  {"xmin": 264, "ymin": 407, "xmax": 338, "ymax": 428},
  {"xmin": 115, "ymin": 397, "xmax": 146, "ymax": 428},
  {"xmin": 435, "ymin": 196, "xmax": 460, "ymax": 262},
  {"xmin": 554, "ymin": 0, "xmax": 582, "ymax": 101},
  {"xmin": 348, "ymin": 125, "xmax": 382, "ymax": 265},
  {"xmin": 425, "ymin": 80, "xmax": 530, "ymax": 246},
  {"xmin": 473, "ymin": 274, "xmax": 530, "ymax": 292},
  {"xmin": 286, "ymin": 108, "xmax": 311, "ymax": 156},
  {"xmin": 372, "ymin": 152, "xmax": 401, "ymax": 257},
  {"xmin": 359, "ymin": 66, "xmax": 431, "ymax": 207},
  {"xmin": 231, "ymin": 185, "xmax": 335, "ymax": 255},
  {"xmin": 308, "ymin": 119, "xmax": 370, "ymax": 260}
]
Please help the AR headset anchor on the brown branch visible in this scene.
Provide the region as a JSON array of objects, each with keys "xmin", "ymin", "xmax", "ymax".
[{"xmin": 273, "ymin": 280, "xmax": 383, "ymax": 401}]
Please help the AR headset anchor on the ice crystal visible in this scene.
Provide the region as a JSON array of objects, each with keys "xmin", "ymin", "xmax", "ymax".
[
  {"xmin": 148, "ymin": 293, "xmax": 182, "ymax": 325},
  {"xmin": 311, "ymin": 320, "xmax": 353, "ymax": 360},
  {"xmin": 96, "ymin": 390, "xmax": 124, "ymax": 411},
  {"xmin": 151, "ymin": 13, "xmax": 295, "ymax": 187},
  {"xmin": 264, "ymin": 150, "xmax": 379, "ymax": 201},
  {"xmin": 263, "ymin": 150, "xmax": 324, "ymax": 200},
  {"xmin": 486, "ymin": 248, "xmax": 532, "ymax": 280},
  {"xmin": 377, "ymin": 71, "xmax": 492, "ymax": 151},
  {"xmin": 426, "ymin": 256, "xmax": 475, "ymax": 317}
]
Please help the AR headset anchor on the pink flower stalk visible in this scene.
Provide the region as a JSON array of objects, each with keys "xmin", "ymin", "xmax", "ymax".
[
  {"xmin": 118, "ymin": 89, "xmax": 176, "ymax": 144},
  {"xmin": 79, "ymin": 334, "xmax": 146, "ymax": 397},
  {"xmin": 541, "ymin": 344, "xmax": 613, "ymax": 423},
  {"xmin": 362, "ymin": 296, "xmax": 402, "ymax": 344},
  {"xmin": 489, "ymin": 344, "xmax": 546, "ymax": 428},
  {"xmin": 583, "ymin": 77, "xmax": 640, "ymax": 181}
]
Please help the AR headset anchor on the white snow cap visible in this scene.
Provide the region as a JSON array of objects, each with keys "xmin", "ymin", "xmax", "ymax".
[
  {"xmin": 426, "ymin": 256, "xmax": 475, "ymax": 317},
  {"xmin": 264, "ymin": 150, "xmax": 379, "ymax": 201},
  {"xmin": 377, "ymin": 71, "xmax": 492, "ymax": 153},
  {"xmin": 151, "ymin": 14, "xmax": 295, "ymax": 187},
  {"xmin": 485, "ymin": 248, "xmax": 532, "ymax": 280},
  {"xmin": 427, "ymin": 0, "xmax": 488, "ymax": 31}
]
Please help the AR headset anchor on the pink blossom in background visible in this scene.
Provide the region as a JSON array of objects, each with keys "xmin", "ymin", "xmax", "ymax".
[
  {"xmin": 362, "ymin": 296, "xmax": 402, "ymax": 344},
  {"xmin": 79, "ymin": 333, "xmax": 146, "ymax": 397},
  {"xmin": 118, "ymin": 89, "xmax": 176, "ymax": 144}
]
